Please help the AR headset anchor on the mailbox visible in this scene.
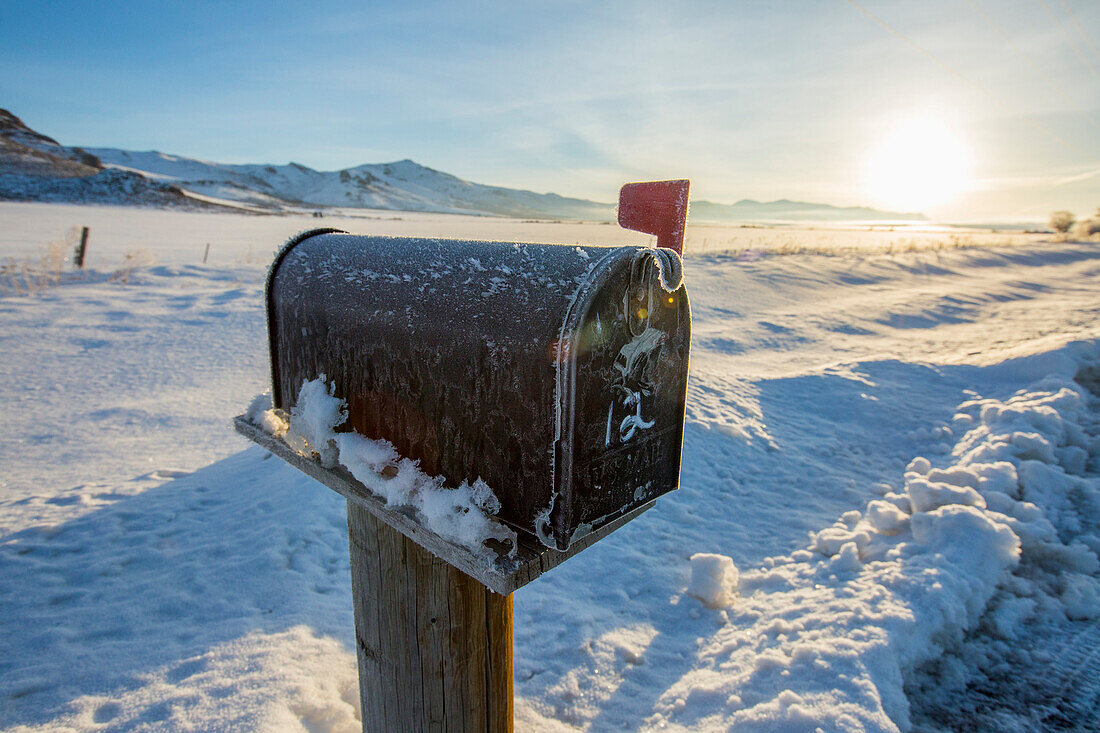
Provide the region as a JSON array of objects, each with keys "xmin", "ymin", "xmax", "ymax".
[{"xmin": 266, "ymin": 229, "xmax": 691, "ymax": 551}]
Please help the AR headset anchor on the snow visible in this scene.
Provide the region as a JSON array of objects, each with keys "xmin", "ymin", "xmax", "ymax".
[
  {"xmin": 246, "ymin": 391, "xmax": 288, "ymax": 438},
  {"xmin": 687, "ymin": 554, "xmax": 740, "ymax": 608},
  {"xmin": 256, "ymin": 375, "xmax": 518, "ymax": 561},
  {"xmin": 0, "ymin": 200, "xmax": 1048, "ymax": 266},
  {"xmin": 0, "ymin": 169, "xmax": 205, "ymax": 209},
  {"xmin": 282, "ymin": 376, "xmax": 346, "ymax": 469},
  {"xmin": 1, "ymin": 202, "xmax": 1099, "ymax": 731}
]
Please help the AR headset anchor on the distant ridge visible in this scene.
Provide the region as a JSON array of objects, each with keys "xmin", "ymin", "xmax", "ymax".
[
  {"xmin": 84, "ymin": 148, "xmax": 612, "ymax": 219},
  {"xmin": 0, "ymin": 109, "xmax": 925, "ymax": 221},
  {"xmin": 691, "ymin": 198, "xmax": 925, "ymax": 222}
]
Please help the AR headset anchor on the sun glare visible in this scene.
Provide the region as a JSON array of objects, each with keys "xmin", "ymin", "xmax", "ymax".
[{"xmin": 863, "ymin": 116, "xmax": 973, "ymax": 213}]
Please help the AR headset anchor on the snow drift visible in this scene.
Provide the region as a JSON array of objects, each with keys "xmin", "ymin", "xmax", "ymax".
[{"xmin": 648, "ymin": 345, "xmax": 1100, "ymax": 732}]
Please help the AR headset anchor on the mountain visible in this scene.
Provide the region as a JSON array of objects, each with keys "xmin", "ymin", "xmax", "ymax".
[
  {"xmin": 0, "ymin": 110, "xmax": 230, "ymax": 210},
  {"xmin": 1, "ymin": 109, "xmax": 925, "ymax": 221},
  {"xmin": 85, "ymin": 148, "xmax": 614, "ymax": 219}
]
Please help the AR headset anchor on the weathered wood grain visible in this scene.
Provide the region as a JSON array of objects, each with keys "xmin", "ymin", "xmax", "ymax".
[
  {"xmin": 348, "ymin": 502, "xmax": 513, "ymax": 732},
  {"xmin": 487, "ymin": 593, "xmax": 513, "ymax": 732},
  {"xmin": 347, "ymin": 503, "xmax": 386, "ymax": 732}
]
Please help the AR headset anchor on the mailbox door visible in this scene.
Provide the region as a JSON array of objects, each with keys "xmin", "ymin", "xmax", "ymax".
[{"xmin": 552, "ymin": 249, "xmax": 690, "ymax": 547}]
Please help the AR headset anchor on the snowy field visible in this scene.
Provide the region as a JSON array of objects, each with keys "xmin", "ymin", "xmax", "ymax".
[
  {"xmin": 0, "ymin": 201, "xmax": 1044, "ymax": 267},
  {"xmin": 0, "ymin": 201, "xmax": 1098, "ymax": 731}
]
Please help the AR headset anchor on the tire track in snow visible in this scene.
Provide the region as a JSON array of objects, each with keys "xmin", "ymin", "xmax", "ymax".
[{"xmin": 1051, "ymin": 618, "xmax": 1100, "ymax": 728}]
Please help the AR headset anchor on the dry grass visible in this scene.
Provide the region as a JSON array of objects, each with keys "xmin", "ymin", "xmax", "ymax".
[
  {"xmin": 687, "ymin": 229, "xmax": 1046, "ymax": 260},
  {"xmin": 235, "ymin": 243, "xmax": 260, "ymax": 264},
  {"xmin": 110, "ymin": 248, "xmax": 156, "ymax": 284},
  {"xmin": 1073, "ymin": 219, "xmax": 1100, "ymax": 242},
  {"xmin": 0, "ymin": 240, "xmax": 71, "ymax": 295},
  {"xmin": 1, "ymin": 227, "xmax": 157, "ymax": 295}
]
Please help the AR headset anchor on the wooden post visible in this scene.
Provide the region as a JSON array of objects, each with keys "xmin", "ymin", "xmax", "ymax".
[
  {"xmin": 346, "ymin": 500, "xmax": 514, "ymax": 732},
  {"xmin": 74, "ymin": 227, "xmax": 89, "ymax": 269}
]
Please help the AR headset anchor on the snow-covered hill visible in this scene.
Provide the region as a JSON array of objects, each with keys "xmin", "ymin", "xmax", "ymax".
[
  {"xmin": 86, "ymin": 148, "xmax": 615, "ymax": 218},
  {"xmin": 0, "ymin": 108, "xmax": 102, "ymax": 170},
  {"xmin": 0, "ymin": 110, "xmax": 229, "ymax": 210}
]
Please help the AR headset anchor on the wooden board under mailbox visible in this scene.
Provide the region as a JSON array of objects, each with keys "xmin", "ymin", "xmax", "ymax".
[{"xmin": 234, "ymin": 416, "xmax": 654, "ymax": 595}]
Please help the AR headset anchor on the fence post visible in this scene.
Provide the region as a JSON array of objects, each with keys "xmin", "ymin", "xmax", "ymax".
[
  {"xmin": 346, "ymin": 500, "xmax": 513, "ymax": 732},
  {"xmin": 74, "ymin": 227, "xmax": 89, "ymax": 269}
]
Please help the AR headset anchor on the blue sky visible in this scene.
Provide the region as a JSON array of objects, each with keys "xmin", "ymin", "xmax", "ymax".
[{"xmin": 2, "ymin": 0, "xmax": 1098, "ymax": 220}]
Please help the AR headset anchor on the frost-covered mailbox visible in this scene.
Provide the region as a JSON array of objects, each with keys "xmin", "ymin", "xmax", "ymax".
[
  {"xmin": 235, "ymin": 180, "xmax": 691, "ymax": 732},
  {"xmin": 268, "ymin": 230, "xmax": 689, "ymax": 551}
]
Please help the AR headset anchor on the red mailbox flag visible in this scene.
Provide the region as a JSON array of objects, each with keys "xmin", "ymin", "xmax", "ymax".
[{"xmin": 617, "ymin": 179, "xmax": 690, "ymax": 256}]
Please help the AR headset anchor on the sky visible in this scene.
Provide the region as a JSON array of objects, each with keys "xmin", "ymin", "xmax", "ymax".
[{"xmin": 1, "ymin": 0, "xmax": 1098, "ymax": 222}]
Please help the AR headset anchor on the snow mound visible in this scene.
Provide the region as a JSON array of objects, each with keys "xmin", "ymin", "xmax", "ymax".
[
  {"xmin": 249, "ymin": 377, "xmax": 517, "ymax": 561},
  {"xmin": 662, "ymin": 365, "xmax": 1100, "ymax": 732},
  {"xmin": 246, "ymin": 390, "xmax": 289, "ymax": 438},
  {"xmin": 687, "ymin": 553, "xmax": 740, "ymax": 608}
]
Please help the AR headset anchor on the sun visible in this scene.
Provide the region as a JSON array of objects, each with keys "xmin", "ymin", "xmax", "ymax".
[{"xmin": 863, "ymin": 116, "xmax": 974, "ymax": 214}]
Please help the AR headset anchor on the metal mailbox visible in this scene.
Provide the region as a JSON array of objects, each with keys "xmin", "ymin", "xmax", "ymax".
[{"xmin": 266, "ymin": 229, "xmax": 691, "ymax": 551}]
